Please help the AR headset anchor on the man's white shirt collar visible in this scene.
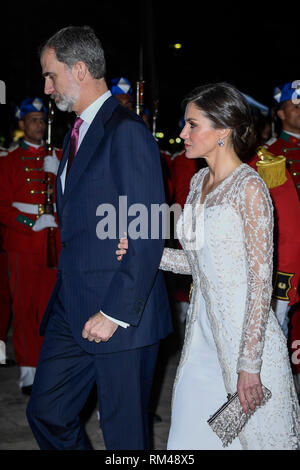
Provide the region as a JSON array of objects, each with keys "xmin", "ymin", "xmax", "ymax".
[
  {"xmin": 79, "ymin": 90, "xmax": 112, "ymax": 125},
  {"xmin": 61, "ymin": 90, "xmax": 112, "ymax": 192}
]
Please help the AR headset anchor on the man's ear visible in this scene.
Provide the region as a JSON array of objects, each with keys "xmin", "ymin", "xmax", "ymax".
[
  {"xmin": 73, "ymin": 61, "xmax": 88, "ymax": 82},
  {"xmin": 18, "ymin": 119, "xmax": 25, "ymax": 131},
  {"xmin": 277, "ymin": 108, "xmax": 285, "ymax": 122}
]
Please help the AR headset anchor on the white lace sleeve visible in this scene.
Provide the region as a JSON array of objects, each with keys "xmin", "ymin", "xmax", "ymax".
[
  {"xmin": 159, "ymin": 247, "xmax": 191, "ymax": 275},
  {"xmin": 237, "ymin": 175, "xmax": 274, "ymax": 374}
]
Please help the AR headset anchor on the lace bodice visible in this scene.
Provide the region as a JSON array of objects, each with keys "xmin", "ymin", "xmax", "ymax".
[{"xmin": 160, "ymin": 163, "xmax": 274, "ymax": 374}]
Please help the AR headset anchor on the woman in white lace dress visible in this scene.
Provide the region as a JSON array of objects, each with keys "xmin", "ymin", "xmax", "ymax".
[{"xmin": 117, "ymin": 83, "xmax": 300, "ymax": 449}]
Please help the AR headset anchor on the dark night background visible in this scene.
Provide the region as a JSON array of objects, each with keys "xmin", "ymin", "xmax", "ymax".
[{"xmin": 0, "ymin": 0, "xmax": 298, "ymax": 149}]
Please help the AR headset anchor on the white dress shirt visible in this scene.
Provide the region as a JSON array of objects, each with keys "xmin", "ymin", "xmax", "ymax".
[{"xmin": 61, "ymin": 91, "xmax": 129, "ymax": 329}]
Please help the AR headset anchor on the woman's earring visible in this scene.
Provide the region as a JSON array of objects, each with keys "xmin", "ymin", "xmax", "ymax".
[{"xmin": 218, "ymin": 138, "xmax": 225, "ymax": 147}]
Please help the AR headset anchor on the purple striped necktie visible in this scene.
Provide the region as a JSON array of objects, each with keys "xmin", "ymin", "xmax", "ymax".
[{"xmin": 66, "ymin": 116, "xmax": 83, "ymax": 176}]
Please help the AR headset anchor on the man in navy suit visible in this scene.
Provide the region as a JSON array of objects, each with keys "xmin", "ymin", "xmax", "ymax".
[{"xmin": 26, "ymin": 25, "xmax": 172, "ymax": 450}]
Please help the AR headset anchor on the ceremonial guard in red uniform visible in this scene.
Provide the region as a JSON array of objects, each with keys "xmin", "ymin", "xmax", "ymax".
[
  {"xmin": 248, "ymin": 147, "xmax": 300, "ymax": 312},
  {"xmin": 269, "ymin": 81, "xmax": 300, "ymax": 196},
  {"xmin": 265, "ymin": 82, "xmax": 300, "ymax": 393},
  {"xmin": 0, "ymin": 98, "xmax": 61, "ymax": 393},
  {"xmin": 248, "ymin": 144, "xmax": 300, "ymax": 395}
]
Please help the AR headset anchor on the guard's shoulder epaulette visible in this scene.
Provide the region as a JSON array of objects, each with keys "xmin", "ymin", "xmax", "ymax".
[{"xmin": 256, "ymin": 146, "xmax": 287, "ymax": 189}]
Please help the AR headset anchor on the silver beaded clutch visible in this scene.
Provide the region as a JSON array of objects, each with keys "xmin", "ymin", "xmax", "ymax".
[{"xmin": 207, "ymin": 385, "xmax": 272, "ymax": 447}]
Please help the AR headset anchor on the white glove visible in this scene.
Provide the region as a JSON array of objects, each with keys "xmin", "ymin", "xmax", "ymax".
[
  {"xmin": 32, "ymin": 214, "xmax": 58, "ymax": 232},
  {"xmin": 0, "ymin": 340, "xmax": 6, "ymax": 364},
  {"xmin": 271, "ymin": 297, "xmax": 289, "ymax": 327},
  {"xmin": 44, "ymin": 150, "xmax": 59, "ymax": 175}
]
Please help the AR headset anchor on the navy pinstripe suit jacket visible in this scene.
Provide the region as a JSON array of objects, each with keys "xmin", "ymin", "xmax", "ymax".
[{"xmin": 40, "ymin": 96, "xmax": 172, "ymax": 353}]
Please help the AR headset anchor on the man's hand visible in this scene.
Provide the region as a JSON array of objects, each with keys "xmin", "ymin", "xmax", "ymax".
[
  {"xmin": 237, "ymin": 370, "xmax": 263, "ymax": 414},
  {"xmin": 116, "ymin": 234, "xmax": 128, "ymax": 261},
  {"xmin": 82, "ymin": 312, "xmax": 118, "ymax": 343}
]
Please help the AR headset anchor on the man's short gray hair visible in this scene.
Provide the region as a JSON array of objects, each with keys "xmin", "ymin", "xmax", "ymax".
[{"xmin": 40, "ymin": 25, "xmax": 106, "ymax": 79}]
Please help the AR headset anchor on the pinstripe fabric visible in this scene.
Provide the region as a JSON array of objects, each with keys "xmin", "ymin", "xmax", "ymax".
[
  {"xmin": 40, "ymin": 96, "xmax": 172, "ymax": 354},
  {"xmin": 28, "ymin": 96, "xmax": 172, "ymax": 450},
  {"xmin": 28, "ymin": 296, "xmax": 158, "ymax": 449}
]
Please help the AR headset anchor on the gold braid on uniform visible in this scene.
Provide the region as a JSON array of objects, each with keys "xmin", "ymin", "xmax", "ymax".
[{"xmin": 256, "ymin": 146, "xmax": 287, "ymax": 189}]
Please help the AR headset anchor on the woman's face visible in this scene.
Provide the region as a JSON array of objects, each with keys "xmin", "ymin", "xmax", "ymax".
[{"xmin": 180, "ymin": 102, "xmax": 219, "ymax": 159}]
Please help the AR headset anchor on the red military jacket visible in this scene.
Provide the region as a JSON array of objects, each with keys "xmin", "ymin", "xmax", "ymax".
[
  {"xmin": 0, "ymin": 140, "xmax": 61, "ymax": 255},
  {"xmin": 160, "ymin": 149, "xmax": 174, "ymax": 205},
  {"xmin": 267, "ymin": 130, "xmax": 300, "ymax": 197},
  {"xmin": 171, "ymin": 149, "xmax": 206, "ymax": 210},
  {"xmin": 248, "ymin": 153, "xmax": 300, "ymax": 305}
]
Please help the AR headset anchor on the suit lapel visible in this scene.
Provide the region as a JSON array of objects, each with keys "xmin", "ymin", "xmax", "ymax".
[
  {"xmin": 56, "ymin": 130, "xmax": 71, "ymax": 217},
  {"xmin": 60, "ymin": 97, "xmax": 119, "ymax": 211},
  {"xmin": 58, "ymin": 130, "xmax": 71, "ymax": 180}
]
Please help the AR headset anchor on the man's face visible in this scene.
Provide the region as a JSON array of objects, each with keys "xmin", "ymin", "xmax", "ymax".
[
  {"xmin": 19, "ymin": 112, "xmax": 46, "ymax": 145},
  {"xmin": 115, "ymin": 94, "xmax": 133, "ymax": 110},
  {"xmin": 277, "ymin": 100, "xmax": 300, "ymax": 133},
  {"xmin": 41, "ymin": 48, "xmax": 80, "ymax": 112}
]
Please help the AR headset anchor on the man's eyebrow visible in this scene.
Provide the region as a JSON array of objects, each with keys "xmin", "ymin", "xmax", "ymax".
[{"xmin": 42, "ymin": 72, "xmax": 55, "ymax": 78}]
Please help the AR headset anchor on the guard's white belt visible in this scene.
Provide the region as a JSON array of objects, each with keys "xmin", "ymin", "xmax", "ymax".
[{"xmin": 12, "ymin": 202, "xmax": 57, "ymax": 214}]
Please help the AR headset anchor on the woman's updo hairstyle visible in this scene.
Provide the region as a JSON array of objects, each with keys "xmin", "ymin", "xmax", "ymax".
[{"xmin": 182, "ymin": 82, "xmax": 255, "ymax": 156}]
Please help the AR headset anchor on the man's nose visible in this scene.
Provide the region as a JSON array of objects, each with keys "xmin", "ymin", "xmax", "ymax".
[{"xmin": 44, "ymin": 78, "xmax": 54, "ymax": 95}]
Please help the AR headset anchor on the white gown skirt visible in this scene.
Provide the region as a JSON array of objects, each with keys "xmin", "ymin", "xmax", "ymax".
[{"xmin": 167, "ymin": 294, "xmax": 242, "ymax": 450}]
